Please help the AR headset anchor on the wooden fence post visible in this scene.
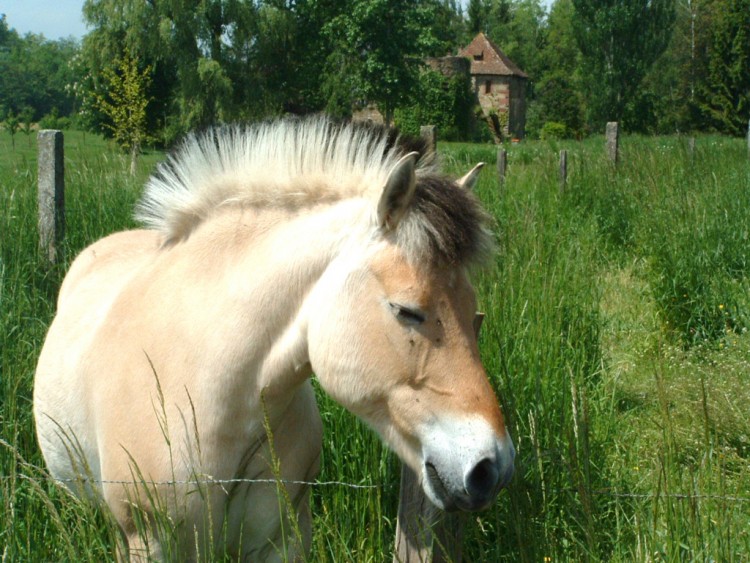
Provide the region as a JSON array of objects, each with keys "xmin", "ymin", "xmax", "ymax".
[
  {"xmin": 420, "ymin": 125, "xmax": 437, "ymax": 156},
  {"xmin": 393, "ymin": 465, "xmax": 438, "ymax": 563},
  {"xmin": 688, "ymin": 137, "xmax": 696, "ymax": 160},
  {"xmin": 606, "ymin": 122, "xmax": 619, "ymax": 165},
  {"xmin": 746, "ymin": 119, "xmax": 749, "ymax": 159},
  {"xmin": 497, "ymin": 148, "xmax": 507, "ymax": 185},
  {"xmin": 393, "ymin": 314, "xmax": 484, "ymax": 562},
  {"xmin": 37, "ymin": 130, "xmax": 65, "ymax": 264},
  {"xmin": 559, "ymin": 149, "xmax": 568, "ymax": 193}
]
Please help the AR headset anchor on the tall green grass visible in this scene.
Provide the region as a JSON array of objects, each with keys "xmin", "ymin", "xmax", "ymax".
[{"xmin": 2, "ymin": 130, "xmax": 749, "ymax": 560}]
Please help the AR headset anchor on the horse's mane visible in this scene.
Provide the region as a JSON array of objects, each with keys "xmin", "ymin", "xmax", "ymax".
[{"xmin": 137, "ymin": 116, "xmax": 494, "ymax": 267}]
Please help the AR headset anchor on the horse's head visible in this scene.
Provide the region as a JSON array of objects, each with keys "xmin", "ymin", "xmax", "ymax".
[{"xmin": 308, "ymin": 153, "xmax": 514, "ymax": 511}]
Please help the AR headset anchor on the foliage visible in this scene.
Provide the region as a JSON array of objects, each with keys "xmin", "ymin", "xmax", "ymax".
[
  {"xmin": 1, "ymin": 0, "xmax": 749, "ymax": 144},
  {"xmin": 0, "ymin": 16, "xmax": 80, "ymax": 120},
  {"xmin": 698, "ymin": 0, "xmax": 750, "ymax": 135},
  {"xmin": 394, "ymin": 69, "xmax": 475, "ymax": 140},
  {"xmin": 539, "ymin": 121, "xmax": 569, "ymax": 139},
  {"xmin": 322, "ymin": 0, "xmax": 424, "ymax": 125},
  {"xmin": 92, "ymin": 50, "xmax": 152, "ymax": 174},
  {"xmin": 572, "ymin": 0, "xmax": 676, "ymax": 129},
  {"xmin": 3, "ymin": 110, "xmax": 19, "ymax": 149}
]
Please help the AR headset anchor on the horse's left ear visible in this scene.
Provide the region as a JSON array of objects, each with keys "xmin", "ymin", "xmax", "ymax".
[
  {"xmin": 378, "ymin": 152, "xmax": 419, "ymax": 230},
  {"xmin": 457, "ymin": 162, "xmax": 485, "ymax": 190}
]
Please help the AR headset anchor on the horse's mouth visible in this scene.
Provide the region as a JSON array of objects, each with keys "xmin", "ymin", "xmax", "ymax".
[{"xmin": 424, "ymin": 461, "xmax": 460, "ymax": 512}]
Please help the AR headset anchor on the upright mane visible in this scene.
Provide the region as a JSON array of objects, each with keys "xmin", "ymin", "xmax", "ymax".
[{"xmin": 137, "ymin": 116, "xmax": 494, "ymax": 266}]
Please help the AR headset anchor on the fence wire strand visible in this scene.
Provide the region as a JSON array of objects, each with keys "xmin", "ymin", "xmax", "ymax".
[{"xmin": 3, "ymin": 474, "xmax": 750, "ymax": 503}]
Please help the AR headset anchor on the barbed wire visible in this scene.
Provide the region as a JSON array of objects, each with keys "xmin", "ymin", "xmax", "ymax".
[
  {"xmin": 586, "ymin": 489, "xmax": 750, "ymax": 503},
  {"xmin": 52, "ymin": 476, "xmax": 383, "ymax": 490},
  {"xmin": 4, "ymin": 474, "xmax": 750, "ymax": 503},
  {"xmin": 3, "ymin": 474, "xmax": 384, "ymax": 490}
]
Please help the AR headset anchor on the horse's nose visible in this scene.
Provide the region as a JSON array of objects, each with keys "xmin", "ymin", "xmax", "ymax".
[
  {"xmin": 463, "ymin": 439, "xmax": 514, "ymax": 505},
  {"xmin": 464, "ymin": 457, "xmax": 500, "ymax": 501}
]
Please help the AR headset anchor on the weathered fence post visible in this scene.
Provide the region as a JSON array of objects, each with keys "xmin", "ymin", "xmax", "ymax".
[
  {"xmin": 420, "ymin": 125, "xmax": 437, "ymax": 156},
  {"xmin": 497, "ymin": 148, "xmax": 507, "ymax": 185},
  {"xmin": 606, "ymin": 122, "xmax": 619, "ymax": 165},
  {"xmin": 393, "ymin": 314, "xmax": 484, "ymax": 562},
  {"xmin": 688, "ymin": 137, "xmax": 696, "ymax": 160},
  {"xmin": 37, "ymin": 130, "xmax": 65, "ymax": 264},
  {"xmin": 559, "ymin": 149, "xmax": 568, "ymax": 193},
  {"xmin": 746, "ymin": 119, "xmax": 749, "ymax": 159},
  {"xmin": 393, "ymin": 466, "xmax": 438, "ymax": 562}
]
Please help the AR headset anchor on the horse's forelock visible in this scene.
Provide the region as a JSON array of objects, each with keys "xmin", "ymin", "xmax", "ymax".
[{"xmin": 395, "ymin": 176, "xmax": 495, "ymax": 269}]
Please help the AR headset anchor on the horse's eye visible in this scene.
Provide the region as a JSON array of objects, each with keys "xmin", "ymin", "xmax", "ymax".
[{"xmin": 390, "ymin": 303, "xmax": 426, "ymax": 325}]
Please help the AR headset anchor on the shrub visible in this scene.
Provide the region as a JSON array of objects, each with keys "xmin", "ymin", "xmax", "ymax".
[
  {"xmin": 394, "ymin": 69, "xmax": 475, "ymax": 141},
  {"xmin": 540, "ymin": 121, "xmax": 569, "ymax": 140}
]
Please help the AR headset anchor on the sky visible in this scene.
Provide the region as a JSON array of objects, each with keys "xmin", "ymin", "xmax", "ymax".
[{"xmin": 2, "ymin": 0, "xmax": 89, "ymax": 41}]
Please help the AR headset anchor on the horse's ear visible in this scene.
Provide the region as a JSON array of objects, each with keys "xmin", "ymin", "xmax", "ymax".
[
  {"xmin": 378, "ymin": 152, "xmax": 419, "ymax": 230},
  {"xmin": 457, "ymin": 162, "xmax": 485, "ymax": 190}
]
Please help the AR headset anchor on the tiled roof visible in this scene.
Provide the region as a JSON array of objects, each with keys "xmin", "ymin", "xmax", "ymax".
[{"xmin": 459, "ymin": 32, "xmax": 528, "ymax": 79}]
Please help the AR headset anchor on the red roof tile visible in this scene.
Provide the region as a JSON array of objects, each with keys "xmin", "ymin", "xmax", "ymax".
[{"xmin": 459, "ymin": 32, "xmax": 528, "ymax": 79}]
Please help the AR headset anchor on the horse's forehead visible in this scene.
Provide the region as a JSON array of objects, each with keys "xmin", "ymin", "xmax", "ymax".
[{"xmin": 367, "ymin": 246, "xmax": 469, "ymax": 303}]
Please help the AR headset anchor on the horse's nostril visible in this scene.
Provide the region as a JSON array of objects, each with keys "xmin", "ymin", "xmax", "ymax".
[{"xmin": 465, "ymin": 458, "xmax": 500, "ymax": 499}]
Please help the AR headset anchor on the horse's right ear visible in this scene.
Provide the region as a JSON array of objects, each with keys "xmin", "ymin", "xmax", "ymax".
[
  {"xmin": 457, "ymin": 162, "xmax": 485, "ymax": 190},
  {"xmin": 377, "ymin": 152, "xmax": 419, "ymax": 230}
]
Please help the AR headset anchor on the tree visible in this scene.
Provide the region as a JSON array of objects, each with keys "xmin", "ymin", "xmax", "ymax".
[
  {"xmin": 572, "ymin": 0, "xmax": 676, "ymax": 128},
  {"xmin": 323, "ymin": 0, "xmax": 426, "ymax": 125},
  {"xmin": 468, "ymin": 0, "xmax": 488, "ymax": 34},
  {"xmin": 485, "ymin": 0, "xmax": 545, "ymax": 79},
  {"xmin": 93, "ymin": 50, "xmax": 152, "ymax": 175},
  {"xmin": 699, "ymin": 0, "xmax": 750, "ymax": 135},
  {"xmin": 638, "ymin": 0, "xmax": 709, "ymax": 132},
  {"xmin": 0, "ymin": 17, "xmax": 80, "ymax": 121},
  {"xmin": 5, "ymin": 110, "xmax": 19, "ymax": 150},
  {"xmin": 532, "ymin": 0, "xmax": 584, "ymax": 136},
  {"xmin": 394, "ymin": 68, "xmax": 475, "ymax": 140},
  {"xmin": 19, "ymin": 106, "xmax": 34, "ymax": 146}
]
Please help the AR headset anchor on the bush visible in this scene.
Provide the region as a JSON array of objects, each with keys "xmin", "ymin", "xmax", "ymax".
[
  {"xmin": 540, "ymin": 121, "xmax": 569, "ymax": 140},
  {"xmin": 39, "ymin": 113, "xmax": 59, "ymax": 129},
  {"xmin": 394, "ymin": 69, "xmax": 475, "ymax": 141}
]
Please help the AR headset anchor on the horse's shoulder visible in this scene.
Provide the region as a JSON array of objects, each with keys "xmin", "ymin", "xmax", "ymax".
[{"xmin": 58, "ymin": 229, "xmax": 161, "ymax": 309}]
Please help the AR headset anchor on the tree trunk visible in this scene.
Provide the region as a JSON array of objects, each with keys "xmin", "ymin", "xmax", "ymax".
[{"xmin": 130, "ymin": 142, "xmax": 140, "ymax": 177}]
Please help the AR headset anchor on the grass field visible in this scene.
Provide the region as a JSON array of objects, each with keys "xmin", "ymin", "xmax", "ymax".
[{"xmin": 2, "ymin": 128, "xmax": 750, "ymax": 561}]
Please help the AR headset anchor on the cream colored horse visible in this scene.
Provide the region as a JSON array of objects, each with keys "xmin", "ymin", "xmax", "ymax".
[{"xmin": 34, "ymin": 117, "xmax": 514, "ymax": 561}]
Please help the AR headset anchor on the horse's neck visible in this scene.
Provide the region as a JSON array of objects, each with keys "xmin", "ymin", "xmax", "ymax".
[{"xmin": 183, "ymin": 200, "xmax": 371, "ymax": 400}]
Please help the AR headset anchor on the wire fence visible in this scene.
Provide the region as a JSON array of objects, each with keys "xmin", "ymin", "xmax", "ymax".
[{"xmin": 3, "ymin": 473, "xmax": 750, "ymax": 504}]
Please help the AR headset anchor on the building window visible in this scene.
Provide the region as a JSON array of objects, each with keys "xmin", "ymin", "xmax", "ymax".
[{"xmin": 485, "ymin": 80, "xmax": 492, "ymax": 94}]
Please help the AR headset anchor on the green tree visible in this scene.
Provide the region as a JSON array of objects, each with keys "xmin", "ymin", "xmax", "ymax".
[
  {"xmin": 485, "ymin": 0, "xmax": 545, "ymax": 79},
  {"xmin": 698, "ymin": 0, "xmax": 750, "ymax": 135},
  {"xmin": 468, "ymin": 0, "xmax": 489, "ymax": 34},
  {"xmin": 394, "ymin": 68, "xmax": 475, "ymax": 140},
  {"xmin": 323, "ymin": 0, "xmax": 428, "ymax": 125},
  {"xmin": 19, "ymin": 106, "xmax": 34, "ymax": 146},
  {"xmin": 93, "ymin": 50, "xmax": 152, "ymax": 175},
  {"xmin": 4, "ymin": 110, "xmax": 19, "ymax": 150},
  {"xmin": 638, "ymin": 0, "xmax": 706, "ymax": 132},
  {"xmin": 0, "ymin": 16, "xmax": 80, "ymax": 120},
  {"xmin": 531, "ymin": 0, "xmax": 584, "ymax": 136},
  {"xmin": 572, "ymin": 0, "xmax": 676, "ymax": 129}
]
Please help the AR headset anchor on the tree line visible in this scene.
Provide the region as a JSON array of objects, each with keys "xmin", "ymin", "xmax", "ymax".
[{"xmin": 1, "ymin": 0, "xmax": 748, "ymax": 148}]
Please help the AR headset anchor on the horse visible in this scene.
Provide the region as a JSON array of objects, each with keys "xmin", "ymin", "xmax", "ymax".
[{"xmin": 34, "ymin": 116, "xmax": 515, "ymax": 561}]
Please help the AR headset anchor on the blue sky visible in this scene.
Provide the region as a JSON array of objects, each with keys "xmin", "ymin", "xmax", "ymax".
[{"xmin": 2, "ymin": 0, "xmax": 89, "ymax": 40}]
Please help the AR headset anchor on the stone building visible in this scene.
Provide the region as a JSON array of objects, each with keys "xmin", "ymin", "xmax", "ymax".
[
  {"xmin": 459, "ymin": 32, "xmax": 528, "ymax": 139},
  {"xmin": 351, "ymin": 33, "xmax": 528, "ymax": 141}
]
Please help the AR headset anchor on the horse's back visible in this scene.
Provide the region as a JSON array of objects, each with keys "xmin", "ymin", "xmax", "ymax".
[{"xmin": 34, "ymin": 229, "xmax": 161, "ymax": 492}]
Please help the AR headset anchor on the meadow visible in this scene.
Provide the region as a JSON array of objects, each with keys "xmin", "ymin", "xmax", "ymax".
[{"xmin": 1, "ymin": 128, "xmax": 749, "ymax": 561}]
